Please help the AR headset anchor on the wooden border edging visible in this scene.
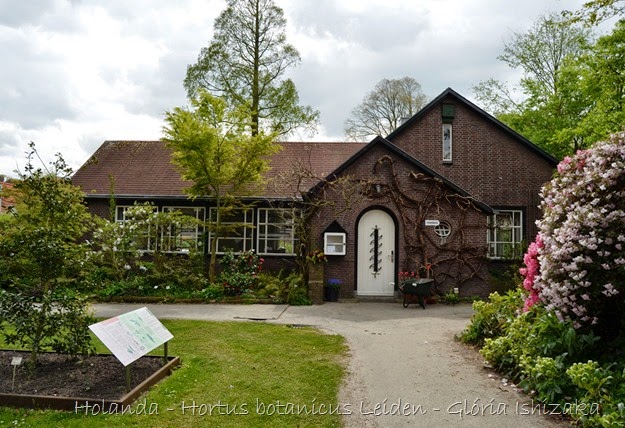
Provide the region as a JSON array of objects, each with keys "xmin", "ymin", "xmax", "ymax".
[{"xmin": 0, "ymin": 355, "xmax": 181, "ymax": 411}]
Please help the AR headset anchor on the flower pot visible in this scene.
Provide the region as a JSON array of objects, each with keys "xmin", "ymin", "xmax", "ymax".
[{"xmin": 324, "ymin": 286, "xmax": 339, "ymax": 302}]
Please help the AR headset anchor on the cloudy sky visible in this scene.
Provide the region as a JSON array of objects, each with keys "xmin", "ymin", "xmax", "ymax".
[{"xmin": 0, "ymin": 0, "xmax": 608, "ymax": 175}]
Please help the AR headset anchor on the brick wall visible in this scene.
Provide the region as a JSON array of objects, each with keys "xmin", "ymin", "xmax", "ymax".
[
  {"xmin": 390, "ymin": 93, "xmax": 556, "ymax": 242},
  {"xmin": 310, "ymin": 143, "xmax": 491, "ymax": 298}
]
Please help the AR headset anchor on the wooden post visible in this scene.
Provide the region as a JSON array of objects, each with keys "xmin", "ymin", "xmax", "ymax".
[{"xmin": 308, "ymin": 262, "xmax": 324, "ymax": 304}]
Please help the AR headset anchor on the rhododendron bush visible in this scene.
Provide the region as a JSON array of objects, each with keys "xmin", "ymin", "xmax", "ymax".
[{"xmin": 522, "ymin": 133, "xmax": 625, "ymax": 336}]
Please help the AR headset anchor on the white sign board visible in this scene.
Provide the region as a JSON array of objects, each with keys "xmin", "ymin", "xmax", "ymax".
[
  {"xmin": 89, "ymin": 307, "xmax": 173, "ymax": 366},
  {"xmin": 424, "ymin": 219, "xmax": 440, "ymax": 227}
]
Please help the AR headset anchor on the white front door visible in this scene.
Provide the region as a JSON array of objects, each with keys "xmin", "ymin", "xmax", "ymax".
[{"xmin": 357, "ymin": 209, "xmax": 396, "ymax": 296}]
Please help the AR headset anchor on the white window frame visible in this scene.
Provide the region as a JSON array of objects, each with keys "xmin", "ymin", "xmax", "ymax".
[
  {"xmin": 434, "ymin": 221, "xmax": 452, "ymax": 245},
  {"xmin": 487, "ymin": 210, "xmax": 523, "ymax": 259},
  {"xmin": 324, "ymin": 232, "xmax": 346, "ymax": 256},
  {"xmin": 257, "ymin": 208, "xmax": 299, "ymax": 255},
  {"xmin": 208, "ymin": 207, "xmax": 255, "ymax": 254},
  {"xmin": 162, "ymin": 206, "xmax": 206, "ymax": 253},
  {"xmin": 115, "ymin": 205, "xmax": 159, "ymax": 252},
  {"xmin": 442, "ymin": 123, "xmax": 452, "ymax": 163}
]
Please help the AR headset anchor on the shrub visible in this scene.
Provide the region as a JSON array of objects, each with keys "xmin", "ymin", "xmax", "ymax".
[
  {"xmin": 199, "ymin": 284, "xmax": 226, "ymax": 300},
  {"xmin": 480, "ymin": 305, "xmax": 599, "ymax": 403},
  {"xmin": 218, "ymin": 250, "xmax": 263, "ymax": 296},
  {"xmin": 285, "ymin": 273, "xmax": 311, "ymax": 306},
  {"xmin": 0, "ymin": 145, "xmax": 96, "ymax": 369},
  {"xmin": 566, "ymin": 361, "xmax": 625, "ymax": 426},
  {"xmin": 519, "ymin": 354, "xmax": 570, "ymax": 403},
  {"xmin": 527, "ymin": 134, "xmax": 625, "ymax": 337},
  {"xmin": 459, "ymin": 289, "xmax": 524, "ymax": 346},
  {"xmin": 255, "ymin": 273, "xmax": 287, "ymax": 301}
]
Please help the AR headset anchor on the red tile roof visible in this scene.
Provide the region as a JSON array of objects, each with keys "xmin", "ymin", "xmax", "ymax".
[
  {"xmin": 0, "ymin": 181, "xmax": 15, "ymax": 212},
  {"xmin": 72, "ymin": 140, "xmax": 366, "ymax": 199}
]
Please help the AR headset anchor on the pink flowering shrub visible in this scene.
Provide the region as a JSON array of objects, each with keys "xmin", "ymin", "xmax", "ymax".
[
  {"xmin": 530, "ymin": 133, "xmax": 625, "ymax": 334},
  {"xmin": 519, "ymin": 234, "xmax": 543, "ymax": 311}
]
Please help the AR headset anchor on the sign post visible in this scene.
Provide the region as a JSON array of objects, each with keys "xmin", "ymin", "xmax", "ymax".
[{"xmin": 89, "ymin": 307, "xmax": 174, "ymax": 391}]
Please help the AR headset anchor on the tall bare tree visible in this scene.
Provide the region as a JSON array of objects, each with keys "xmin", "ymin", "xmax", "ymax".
[
  {"xmin": 344, "ymin": 77, "xmax": 428, "ymax": 141},
  {"xmin": 184, "ymin": 0, "xmax": 319, "ymax": 137}
]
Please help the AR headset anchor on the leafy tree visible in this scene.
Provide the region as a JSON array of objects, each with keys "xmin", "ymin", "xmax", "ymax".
[
  {"xmin": 0, "ymin": 143, "xmax": 95, "ymax": 370},
  {"xmin": 184, "ymin": 0, "xmax": 319, "ymax": 137},
  {"xmin": 559, "ymin": 20, "xmax": 625, "ymax": 145},
  {"xmin": 473, "ymin": 13, "xmax": 592, "ymax": 158},
  {"xmin": 565, "ymin": 0, "xmax": 625, "ymax": 25},
  {"xmin": 162, "ymin": 91, "xmax": 280, "ymax": 281},
  {"xmin": 344, "ymin": 77, "xmax": 428, "ymax": 141}
]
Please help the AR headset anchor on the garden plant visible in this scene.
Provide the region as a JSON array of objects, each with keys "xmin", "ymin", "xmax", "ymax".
[{"xmin": 461, "ymin": 132, "xmax": 625, "ymax": 426}]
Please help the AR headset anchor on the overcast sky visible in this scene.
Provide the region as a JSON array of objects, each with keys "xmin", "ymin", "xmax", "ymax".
[{"xmin": 0, "ymin": 0, "xmax": 609, "ymax": 176}]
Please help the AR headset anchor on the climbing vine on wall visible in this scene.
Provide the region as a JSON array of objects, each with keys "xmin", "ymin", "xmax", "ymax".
[{"xmin": 371, "ymin": 155, "xmax": 488, "ymax": 291}]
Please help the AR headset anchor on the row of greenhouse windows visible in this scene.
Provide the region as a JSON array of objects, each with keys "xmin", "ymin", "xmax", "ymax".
[
  {"xmin": 115, "ymin": 206, "xmax": 299, "ymax": 255},
  {"xmin": 115, "ymin": 205, "xmax": 523, "ymax": 259}
]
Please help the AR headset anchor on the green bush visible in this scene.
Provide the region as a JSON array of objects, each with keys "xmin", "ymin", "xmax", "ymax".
[
  {"xmin": 255, "ymin": 273, "xmax": 286, "ymax": 301},
  {"xmin": 0, "ymin": 145, "xmax": 96, "ymax": 369},
  {"xmin": 480, "ymin": 305, "xmax": 600, "ymax": 405},
  {"xmin": 459, "ymin": 289, "xmax": 524, "ymax": 346},
  {"xmin": 285, "ymin": 273, "xmax": 311, "ymax": 306},
  {"xmin": 566, "ymin": 361, "xmax": 625, "ymax": 426},
  {"xmin": 519, "ymin": 354, "xmax": 570, "ymax": 403},
  {"xmin": 218, "ymin": 250, "xmax": 263, "ymax": 296},
  {"xmin": 0, "ymin": 288, "xmax": 95, "ymax": 370},
  {"xmin": 198, "ymin": 284, "xmax": 226, "ymax": 300}
]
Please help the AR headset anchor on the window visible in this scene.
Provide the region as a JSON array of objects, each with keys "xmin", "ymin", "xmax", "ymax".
[
  {"xmin": 162, "ymin": 207, "xmax": 206, "ymax": 253},
  {"xmin": 324, "ymin": 232, "xmax": 346, "ymax": 255},
  {"xmin": 442, "ymin": 124, "xmax": 452, "ymax": 162},
  {"xmin": 434, "ymin": 221, "xmax": 451, "ymax": 244},
  {"xmin": 488, "ymin": 210, "xmax": 523, "ymax": 259},
  {"xmin": 208, "ymin": 208, "xmax": 254, "ymax": 253},
  {"xmin": 115, "ymin": 205, "xmax": 159, "ymax": 251},
  {"xmin": 257, "ymin": 208, "xmax": 299, "ymax": 255}
]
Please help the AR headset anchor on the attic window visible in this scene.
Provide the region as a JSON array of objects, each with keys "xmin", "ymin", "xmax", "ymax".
[
  {"xmin": 442, "ymin": 103, "xmax": 455, "ymax": 122},
  {"xmin": 442, "ymin": 124, "xmax": 452, "ymax": 163}
]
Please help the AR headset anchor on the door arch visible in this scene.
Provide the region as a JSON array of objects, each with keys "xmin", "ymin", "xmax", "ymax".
[{"xmin": 356, "ymin": 209, "xmax": 396, "ymax": 296}]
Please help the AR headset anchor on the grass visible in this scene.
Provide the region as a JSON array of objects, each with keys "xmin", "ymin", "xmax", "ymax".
[{"xmin": 0, "ymin": 320, "xmax": 348, "ymax": 428}]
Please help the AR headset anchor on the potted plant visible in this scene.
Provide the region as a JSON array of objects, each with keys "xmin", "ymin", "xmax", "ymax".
[
  {"xmin": 444, "ymin": 287, "xmax": 460, "ymax": 305},
  {"xmin": 324, "ymin": 278, "xmax": 341, "ymax": 302}
]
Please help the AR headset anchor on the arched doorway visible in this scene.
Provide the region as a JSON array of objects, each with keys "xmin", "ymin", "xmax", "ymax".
[{"xmin": 356, "ymin": 209, "xmax": 396, "ymax": 296}]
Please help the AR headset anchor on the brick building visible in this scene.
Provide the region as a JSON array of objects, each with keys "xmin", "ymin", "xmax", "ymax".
[{"xmin": 72, "ymin": 88, "xmax": 557, "ymax": 299}]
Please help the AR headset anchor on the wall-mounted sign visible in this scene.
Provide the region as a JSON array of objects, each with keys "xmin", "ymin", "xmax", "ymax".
[
  {"xmin": 424, "ymin": 219, "xmax": 440, "ymax": 227},
  {"xmin": 89, "ymin": 307, "xmax": 173, "ymax": 366}
]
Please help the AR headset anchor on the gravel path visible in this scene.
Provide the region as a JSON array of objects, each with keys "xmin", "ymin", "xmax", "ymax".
[{"xmin": 93, "ymin": 301, "xmax": 573, "ymax": 427}]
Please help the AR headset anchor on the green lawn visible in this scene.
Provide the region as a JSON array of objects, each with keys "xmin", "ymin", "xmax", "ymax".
[{"xmin": 0, "ymin": 320, "xmax": 347, "ymax": 428}]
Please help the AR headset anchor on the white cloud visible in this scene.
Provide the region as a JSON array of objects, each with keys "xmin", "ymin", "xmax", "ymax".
[{"xmin": 0, "ymin": 0, "xmax": 607, "ymax": 175}]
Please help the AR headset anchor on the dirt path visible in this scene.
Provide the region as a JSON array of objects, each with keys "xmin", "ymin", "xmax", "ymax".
[{"xmin": 276, "ymin": 302, "xmax": 572, "ymax": 427}]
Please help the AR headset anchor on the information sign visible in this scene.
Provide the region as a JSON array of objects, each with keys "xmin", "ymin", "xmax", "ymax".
[{"xmin": 89, "ymin": 307, "xmax": 173, "ymax": 366}]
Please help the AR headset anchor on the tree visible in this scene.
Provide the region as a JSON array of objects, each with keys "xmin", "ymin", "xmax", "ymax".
[
  {"xmin": 344, "ymin": 77, "xmax": 428, "ymax": 141},
  {"xmin": 560, "ymin": 20, "xmax": 625, "ymax": 144},
  {"xmin": 565, "ymin": 0, "xmax": 625, "ymax": 25},
  {"xmin": 162, "ymin": 91, "xmax": 280, "ymax": 282},
  {"xmin": 0, "ymin": 143, "xmax": 95, "ymax": 370},
  {"xmin": 473, "ymin": 13, "xmax": 592, "ymax": 158},
  {"xmin": 184, "ymin": 0, "xmax": 319, "ymax": 137}
]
